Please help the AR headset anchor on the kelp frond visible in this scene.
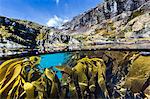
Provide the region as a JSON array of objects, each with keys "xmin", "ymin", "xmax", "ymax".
[{"xmin": 0, "ymin": 53, "xmax": 149, "ymax": 99}]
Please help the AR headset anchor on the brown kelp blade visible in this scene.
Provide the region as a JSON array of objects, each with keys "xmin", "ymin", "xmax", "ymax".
[{"xmin": 55, "ymin": 66, "xmax": 73, "ymax": 75}]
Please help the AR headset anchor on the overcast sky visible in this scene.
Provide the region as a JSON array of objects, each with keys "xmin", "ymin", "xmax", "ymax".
[{"xmin": 0, "ymin": 0, "xmax": 102, "ymax": 27}]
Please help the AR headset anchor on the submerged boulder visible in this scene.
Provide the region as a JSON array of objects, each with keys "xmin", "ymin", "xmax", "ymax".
[{"xmin": 124, "ymin": 54, "xmax": 150, "ymax": 93}]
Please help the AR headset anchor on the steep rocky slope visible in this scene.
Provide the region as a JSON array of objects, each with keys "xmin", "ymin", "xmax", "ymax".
[
  {"xmin": 0, "ymin": 16, "xmax": 41, "ymax": 47},
  {"xmin": 0, "ymin": 0, "xmax": 150, "ymax": 57},
  {"xmin": 61, "ymin": 0, "xmax": 150, "ymax": 50},
  {"xmin": 62, "ymin": 0, "xmax": 150, "ymax": 38},
  {"xmin": 63, "ymin": 0, "xmax": 148, "ymax": 31},
  {"xmin": 0, "ymin": 16, "xmax": 72, "ymax": 57}
]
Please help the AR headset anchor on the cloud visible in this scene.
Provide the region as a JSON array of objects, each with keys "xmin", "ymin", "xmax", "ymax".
[{"xmin": 46, "ymin": 15, "xmax": 69, "ymax": 28}]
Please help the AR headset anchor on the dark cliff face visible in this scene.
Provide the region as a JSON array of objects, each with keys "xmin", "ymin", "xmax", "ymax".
[
  {"xmin": 0, "ymin": 16, "xmax": 58, "ymax": 48},
  {"xmin": 0, "ymin": 16, "xmax": 41, "ymax": 47},
  {"xmin": 0, "ymin": 16, "xmax": 72, "ymax": 54},
  {"xmin": 62, "ymin": 0, "xmax": 148, "ymax": 31}
]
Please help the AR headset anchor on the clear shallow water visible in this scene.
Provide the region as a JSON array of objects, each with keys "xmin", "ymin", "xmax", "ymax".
[{"xmin": 39, "ymin": 52, "xmax": 70, "ymax": 78}]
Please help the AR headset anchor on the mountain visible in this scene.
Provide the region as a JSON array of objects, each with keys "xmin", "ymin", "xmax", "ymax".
[
  {"xmin": 61, "ymin": 0, "xmax": 150, "ymax": 50},
  {"xmin": 62, "ymin": 0, "xmax": 150, "ymax": 39},
  {"xmin": 0, "ymin": 0, "xmax": 150, "ymax": 57},
  {"xmin": 63, "ymin": 0, "xmax": 148, "ymax": 31}
]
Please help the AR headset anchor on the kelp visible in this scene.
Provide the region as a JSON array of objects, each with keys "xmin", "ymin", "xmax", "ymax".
[
  {"xmin": 124, "ymin": 54, "xmax": 150, "ymax": 93},
  {"xmin": 56, "ymin": 57, "xmax": 109, "ymax": 98},
  {"xmin": 0, "ymin": 56, "xmax": 41, "ymax": 98},
  {"xmin": 0, "ymin": 53, "xmax": 149, "ymax": 99},
  {"xmin": 24, "ymin": 82, "xmax": 35, "ymax": 99}
]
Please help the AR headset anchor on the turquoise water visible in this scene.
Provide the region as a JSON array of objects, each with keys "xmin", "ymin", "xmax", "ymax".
[{"xmin": 39, "ymin": 53, "xmax": 70, "ymax": 78}]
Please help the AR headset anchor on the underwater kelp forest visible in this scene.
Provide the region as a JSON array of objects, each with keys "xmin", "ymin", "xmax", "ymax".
[{"xmin": 0, "ymin": 51, "xmax": 149, "ymax": 99}]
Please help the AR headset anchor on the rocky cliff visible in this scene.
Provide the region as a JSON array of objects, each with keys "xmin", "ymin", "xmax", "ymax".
[
  {"xmin": 63, "ymin": 0, "xmax": 148, "ymax": 31},
  {"xmin": 0, "ymin": 0, "xmax": 150, "ymax": 57},
  {"xmin": 61, "ymin": 0, "xmax": 150, "ymax": 50},
  {"xmin": 0, "ymin": 16, "xmax": 72, "ymax": 57}
]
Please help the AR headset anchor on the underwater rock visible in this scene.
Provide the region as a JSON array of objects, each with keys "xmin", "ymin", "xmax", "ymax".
[
  {"xmin": 124, "ymin": 55, "xmax": 150, "ymax": 93},
  {"xmin": 144, "ymin": 85, "xmax": 150, "ymax": 98}
]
